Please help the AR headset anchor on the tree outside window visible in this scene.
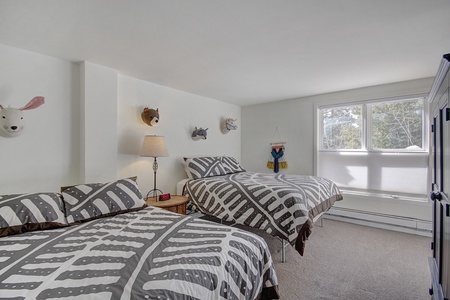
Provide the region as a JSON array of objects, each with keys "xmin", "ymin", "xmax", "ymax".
[
  {"xmin": 320, "ymin": 97, "xmax": 424, "ymax": 151},
  {"xmin": 322, "ymin": 106, "xmax": 361, "ymax": 150},
  {"xmin": 371, "ymin": 99, "xmax": 423, "ymax": 150}
]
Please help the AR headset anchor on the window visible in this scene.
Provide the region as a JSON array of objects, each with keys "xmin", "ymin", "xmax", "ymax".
[{"xmin": 320, "ymin": 97, "xmax": 425, "ymax": 151}]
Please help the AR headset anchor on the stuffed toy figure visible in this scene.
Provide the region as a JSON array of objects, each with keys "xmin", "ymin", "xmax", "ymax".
[
  {"xmin": 225, "ymin": 118, "xmax": 238, "ymax": 131},
  {"xmin": 0, "ymin": 96, "xmax": 45, "ymax": 137},
  {"xmin": 192, "ymin": 127, "xmax": 208, "ymax": 140},
  {"xmin": 141, "ymin": 107, "xmax": 159, "ymax": 126}
]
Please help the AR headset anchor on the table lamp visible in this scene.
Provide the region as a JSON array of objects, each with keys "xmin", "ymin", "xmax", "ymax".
[{"xmin": 140, "ymin": 135, "xmax": 169, "ymax": 200}]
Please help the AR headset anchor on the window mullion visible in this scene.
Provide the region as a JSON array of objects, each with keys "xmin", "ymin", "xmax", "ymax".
[
  {"xmin": 318, "ymin": 109, "xmax": 324, "ymax": 149},
  {"xmin": 363, "ymin": 104, "xmax": 369, "ymax": 151}
]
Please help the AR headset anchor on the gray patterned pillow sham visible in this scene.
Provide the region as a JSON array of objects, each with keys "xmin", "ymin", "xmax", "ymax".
[
  {"xmin": 221, "ymin": 156, "xmax": 246, "ymax": 174},
  {"xmin": 61, "ymin": 177, "xmax": 146, "ymax": 223},
  {"xmin": 0, "ymin": 192, "xmax": 68, "ymax": 237},
  {"xmin": 184, "ymin": 156, "xmax": 227, "ymax": 179}
]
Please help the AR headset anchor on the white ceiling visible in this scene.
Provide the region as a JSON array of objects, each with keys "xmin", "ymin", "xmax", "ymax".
[{"xmin": 1, "ymin": 0, "xmax": 449, "ymax": 106}]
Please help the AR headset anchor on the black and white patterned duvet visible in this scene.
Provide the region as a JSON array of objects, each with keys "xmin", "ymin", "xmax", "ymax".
[
  {"xmin": 185, "ymin": 172, "xmax": 343, "ymax": 256},
  {"xmin": 0, "ymin": 207, "xmax": 279, "ymax": 300}
]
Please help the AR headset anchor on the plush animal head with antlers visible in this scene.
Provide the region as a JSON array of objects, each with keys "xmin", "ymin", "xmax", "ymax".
[{"xmin": 0, "ymin": 96, "xmax": 45, "ymax": 137}]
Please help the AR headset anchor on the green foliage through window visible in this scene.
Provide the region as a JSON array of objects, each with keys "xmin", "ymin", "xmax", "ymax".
[
  {"xmin": 320, "ymin": 97, "xmax": 424, "ymax": 151},
  {"xmin": 322, "ymin": 106, "xmax": 362, "ymax": 149},
  {"xmin": 371, "ymin": 99, "xmax": 423, "ymax": 149}
]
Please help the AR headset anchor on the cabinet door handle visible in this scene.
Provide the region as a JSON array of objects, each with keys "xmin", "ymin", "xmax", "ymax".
[{"xmin": 430, "ymin": 191, "xmax": 442, "ymax": 201}]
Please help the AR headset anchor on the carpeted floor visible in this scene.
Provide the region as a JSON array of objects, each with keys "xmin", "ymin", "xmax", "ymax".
[{"xmin": 236, "ymin": 219, "xmax": 431, "ymax": 300}]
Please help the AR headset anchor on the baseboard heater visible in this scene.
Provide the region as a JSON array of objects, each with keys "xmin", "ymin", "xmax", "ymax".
[{"xmin": 324, "ymin": 207, "xmax": 432, "ymax": 236}]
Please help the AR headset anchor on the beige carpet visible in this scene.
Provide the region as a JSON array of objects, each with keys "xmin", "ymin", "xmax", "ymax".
[{"xmin": 239, "ymin": 219, "xmax": 431, "ymax": 300}]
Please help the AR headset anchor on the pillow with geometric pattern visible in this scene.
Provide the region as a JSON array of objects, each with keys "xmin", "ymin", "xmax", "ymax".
[
  {"xmin": 184, "ymin": 156, "xmax": 227, "ymax": 179},
  {"xmin": 221, "ymin": 156, "xmax": 246, "ymax": 174},
  {"xmin": 61, "ymin": 177, "xmax": 146, "ymax": 224},
  {"xmin": 0, "ymin": 192, "xmax": 68, "ymax": 237}
]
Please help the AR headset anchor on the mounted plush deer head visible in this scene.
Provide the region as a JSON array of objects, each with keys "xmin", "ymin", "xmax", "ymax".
[{"xmin": 0, "ymin": 96, "xmax": 45, "ymax": 137}]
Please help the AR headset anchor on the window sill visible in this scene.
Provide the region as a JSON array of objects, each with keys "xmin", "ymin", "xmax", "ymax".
[
  {"xmin": 319, "ymin": 149, "xmax": 428, "ymax": 154},
  {"xmin": 340, "ymin": 188, "xmax": 428, "ymax": 203}
]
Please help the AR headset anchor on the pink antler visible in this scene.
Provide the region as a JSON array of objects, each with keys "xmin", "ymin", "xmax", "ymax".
[{"xmin": 20, "ymin": 96, "xmax": 45, "ymax": 111}]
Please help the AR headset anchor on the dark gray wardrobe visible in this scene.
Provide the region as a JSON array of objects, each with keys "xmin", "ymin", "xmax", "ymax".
[{"xmin": 429, "ymin": 53, "xmax": 450, "ymax": 300}]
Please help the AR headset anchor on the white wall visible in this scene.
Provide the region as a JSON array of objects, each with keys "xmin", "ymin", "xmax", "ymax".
[
  {"xmin": 0, "ymin": 43, "xmax": 79, "ymax": 194},
  {"xmin": 117, "ymin": 74, "xmax": 241, "ymax": 195},
  {"xmin": 0, "ymin": 43, "xmax": 241, "ymax": 196},
  {"xmin": 80, "ymin": 62, "xmax": 119, "ymax": 183},
  {"xmin": 242, "ymin": 78, "xmax": 434, "ymax": 221}
]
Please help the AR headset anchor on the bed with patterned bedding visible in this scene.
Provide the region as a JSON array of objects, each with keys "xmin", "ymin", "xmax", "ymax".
[
  {"xmin": 183, "ymin": 156, "xmax": 343, "ymax": 256},
  {"xmin": 0, "ymin": 177, "xmax": 279, "ymax": 300}
]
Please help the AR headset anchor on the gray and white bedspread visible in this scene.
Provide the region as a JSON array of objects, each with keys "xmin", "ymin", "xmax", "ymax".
[
  {"xmin": 0, "ymin": 207, "xmax": 279, "ymax": 300},
  {"xmin": 185, "ymin": 172, "xmax": 343, "ymax": 256}
]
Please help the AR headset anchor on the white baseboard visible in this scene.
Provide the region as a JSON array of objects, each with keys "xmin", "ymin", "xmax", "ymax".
[{"xmin": 324, "ymin": 207, "xmax": 432, "ymax": 237}]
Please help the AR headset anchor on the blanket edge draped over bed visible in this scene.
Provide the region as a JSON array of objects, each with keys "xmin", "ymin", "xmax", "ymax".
[{"xmin": 295, "ymin": 193, "xmax": 344, "ymax": 255}]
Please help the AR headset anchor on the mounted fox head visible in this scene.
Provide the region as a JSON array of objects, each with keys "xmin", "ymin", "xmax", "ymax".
[
  {"xmin": 192, "ymin": 127, "xmax": 208, "ymax": 140},
  {"xmin": 0, "ymin": 96, "xmax": 45, "ymax": 137}
]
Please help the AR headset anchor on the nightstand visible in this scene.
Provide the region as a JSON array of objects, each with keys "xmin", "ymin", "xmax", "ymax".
[{"xmin": 145, "ymin": 195, "xmax": 188, "ymax": 215}]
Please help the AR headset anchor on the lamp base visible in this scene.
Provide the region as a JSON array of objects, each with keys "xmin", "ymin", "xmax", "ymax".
[
  {"xmin": 146, "ymin": 189, "xmax": 164, "ymax": 202},
  {"xmin": 145, "ymin": 189, "xmax": 163, "ymax": 202}
]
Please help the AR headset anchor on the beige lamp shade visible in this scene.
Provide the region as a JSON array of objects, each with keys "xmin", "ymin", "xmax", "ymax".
[{"xmin": 140, "ymin": 135, "xmax": 169, "ymax": 157}]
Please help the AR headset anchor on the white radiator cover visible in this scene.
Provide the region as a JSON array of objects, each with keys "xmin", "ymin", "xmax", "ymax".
[{"xmin": 325, "ymin": 206, "xmax": 431, "ymax": 237}]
